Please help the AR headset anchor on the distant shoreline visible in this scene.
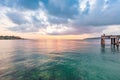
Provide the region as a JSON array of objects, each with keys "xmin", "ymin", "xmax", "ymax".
[
  {"xmin": 84, "ymin": 37, "xmax": 100, "ymax": 40},
  {"xmin": 0, "ymin": 36, "xmax": 25, "ymax": 40}
]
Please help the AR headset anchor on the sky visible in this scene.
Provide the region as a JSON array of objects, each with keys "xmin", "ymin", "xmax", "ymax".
[{"xmin": 0, "ymin": 0, "xmax": 120, "ymax": 39}]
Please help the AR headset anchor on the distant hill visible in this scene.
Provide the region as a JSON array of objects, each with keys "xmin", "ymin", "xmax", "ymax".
[
  {"xmin": 84, "ymin": 37, "xmax": 100, "ymax": 40},
  {"xmin": 0, "ymin": 36, "xmax": 24, "ymax": 40}
]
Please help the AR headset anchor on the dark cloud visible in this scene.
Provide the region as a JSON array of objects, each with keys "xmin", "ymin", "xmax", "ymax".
[
  {"xmin": 0, "ymin": 0, "xmax": 40, "ymax": 10},
  {"xmin": 18, "ymin": 0, "xmax": 40, "ymax": 10},
  {"xmin": 41, "ymin": 0, "xmax": 79, "ymax": 18}
]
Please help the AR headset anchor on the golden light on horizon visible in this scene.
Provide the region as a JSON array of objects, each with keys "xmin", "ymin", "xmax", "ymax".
[
  {"xmin": 0, "ymin": 31, "xmax": 91, "ymax": 40},
  {"xmin": 35, "ymin": 34, "xmax": 91, "ymax": 40},
  {"xmin": 0, "ymin": 28, "xmax": 91, "ymax": 40}
]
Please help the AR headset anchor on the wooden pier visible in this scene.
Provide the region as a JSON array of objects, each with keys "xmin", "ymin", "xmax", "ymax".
[{"xmin": 101, "ymin": 34, "xmax": 120, "ymax": 46}]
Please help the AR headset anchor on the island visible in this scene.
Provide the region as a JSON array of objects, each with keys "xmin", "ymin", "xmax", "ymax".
[
  {"xmin": 0, "ymin": 36, "xmax": 24, "ymax": 40},
  {"xmin": 84, "ymin": 37, "xmax": 100, "ymax": 40}
]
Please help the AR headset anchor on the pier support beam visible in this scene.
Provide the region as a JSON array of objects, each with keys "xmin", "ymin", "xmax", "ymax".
[
  {"xmin": 113, "ymin": 38, "xmax": 116, "ymax": 45},
  {"xmin": 111, "ymin": 38, "xmax": 113, "ymax": 44},
  {"xmin": 116, "ymin": 37, "xmax": 119, "ymax": 46},
  {"xmin": 101, "ymin": 35, "xmax": 105, "ymax": 45}
]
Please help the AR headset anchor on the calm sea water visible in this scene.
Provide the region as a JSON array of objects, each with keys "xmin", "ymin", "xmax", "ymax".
[{"xmin": 0, "ymin": 39, "xmax": 120, "ymax": 80}]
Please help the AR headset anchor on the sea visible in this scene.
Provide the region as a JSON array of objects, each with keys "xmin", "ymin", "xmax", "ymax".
[{"xmin": 0, "ymin": 39, "xmax": 120, "ymax": 80}]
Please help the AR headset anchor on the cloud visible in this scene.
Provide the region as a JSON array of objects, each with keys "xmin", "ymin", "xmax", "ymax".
[
  {"xmin": 7, "ymin": 9, "xmax": 49, "ymax": 32},
  {"xmin": 0, "ymin": 0, "xmax": 120, "ymax": 36},
  {"xmin": 9, "ymin": 23, "xmax": 39, "ymax": 32},
  {"xmin": 102, "ymin": 25, "xmax": 120, "ymax": 35},
  {"xmin": 6, "ymin": 11, "xmax": 28, "ymax": 25}
]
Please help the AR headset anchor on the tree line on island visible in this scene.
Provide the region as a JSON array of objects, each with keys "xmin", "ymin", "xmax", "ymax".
[
  {"xmin": 84, "ymin": 37, "xmax": 100, "ymax": 40},
  {"xmin": 0, "ymin": 36, "xmax": 24, "ymax": 40}
]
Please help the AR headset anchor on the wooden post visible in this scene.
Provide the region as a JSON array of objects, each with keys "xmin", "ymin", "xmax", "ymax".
[
  {"xmin": 116, "ymin": 37, "xmax": 119, "ymax": 47},
  {"xmin": 113, "ymin": 38, "xmax": 115, "ymax": 45},
  {"xmin": 101, "ymin": 35, "xmax": 105, "ymax": 45},
  {"xmin": 111, "ymin": 38, "xmax": 113, "ymax": 44}
]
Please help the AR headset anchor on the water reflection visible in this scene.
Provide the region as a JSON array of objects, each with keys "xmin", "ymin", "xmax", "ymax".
[
  {"xmin": 36, "ymin": 39, "xmax": 89, "ymax": 53},
  {"xmin": 6, "ymin": 56, "xmax": 81, "ymax": 80},
  {"xmin": 1, "ymin": 40, "xmax": 120, "ymax": 80},
  {"xmin": 101, "ymin": 45, "xmax": 105, "ymax": 53},
  {"xmin": 0, "ymin": 40, "xmax": 88, "ymax": 80},
  {"xmin": 101, "ymin": 44, "xmax": 119, "ymax": 54},
  {"xmin": 111, "ymin": 45, "xmax": 119, "ymax": 53}
]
